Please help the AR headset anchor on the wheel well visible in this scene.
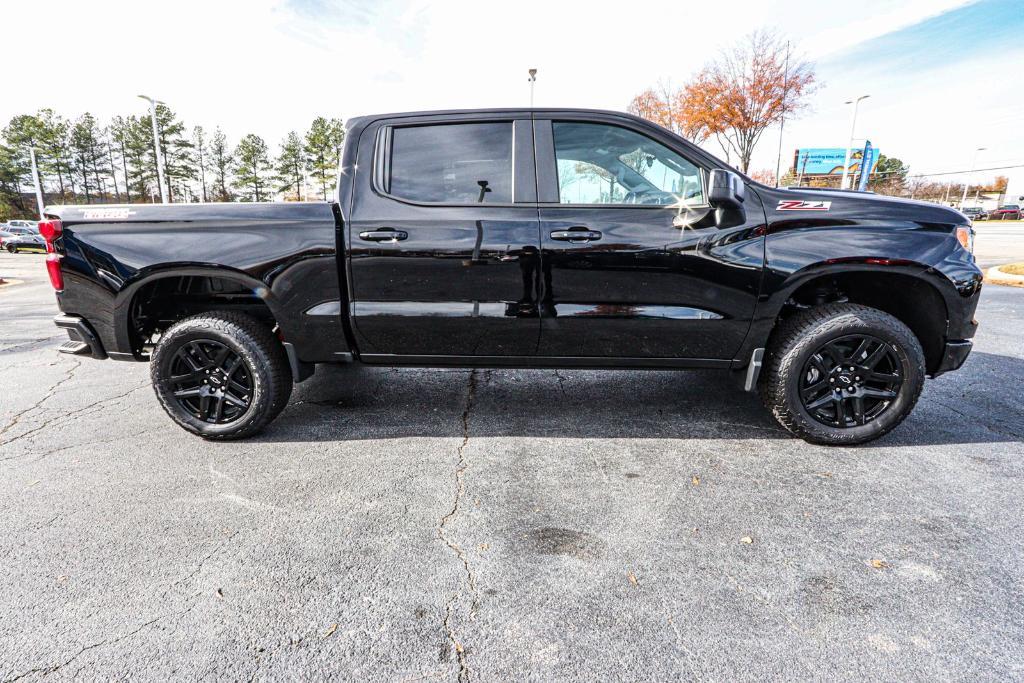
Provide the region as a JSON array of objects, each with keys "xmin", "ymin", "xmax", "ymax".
[
  {"xmin": 780, "ymin": 271, "xmax": 948, "ymax": 373},
  {"xmin": 129, "ymin": 275, "xmax": 278, "ymax": 353}
]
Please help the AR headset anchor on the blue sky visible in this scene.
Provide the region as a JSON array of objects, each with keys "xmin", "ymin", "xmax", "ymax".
[
  {"xmin": 782, "ymin": 0, "xmax": 1024, "ymax": 184},
  {"xmin": 5, "ymin": 0, "xmax": 1023, "ymax": 190}
]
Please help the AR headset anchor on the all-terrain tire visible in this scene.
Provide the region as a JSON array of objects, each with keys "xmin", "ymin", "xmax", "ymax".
[
  {"xmin": 151, "ymin": 311, "xmax": 292, "ymax": 440},
  {"xmin": 759, "ymin": 303, "xmax": 925, "ymax": 445}
]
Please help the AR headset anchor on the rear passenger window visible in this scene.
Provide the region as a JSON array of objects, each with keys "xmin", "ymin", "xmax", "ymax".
[{"xmin": 388, "ymin": 122, "xmax": 513, "ymax": 203}]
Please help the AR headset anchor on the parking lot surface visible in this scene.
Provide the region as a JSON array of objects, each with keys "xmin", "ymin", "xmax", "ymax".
[{"xmin": 1, "ymin": 251, "xmax": 1022, "ymax": 681}]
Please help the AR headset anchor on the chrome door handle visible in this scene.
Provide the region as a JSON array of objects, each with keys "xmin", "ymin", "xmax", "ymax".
[
  {"xmin": 359, "ymin": 229, "xmax": 408, "ymax": 242},
  {"xmin": 550, "ymin": 229, "xmax": 602, "ymax": 243}
]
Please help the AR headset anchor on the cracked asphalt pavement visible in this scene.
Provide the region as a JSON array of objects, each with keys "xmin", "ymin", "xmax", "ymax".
[{"xmin": 1, "ymin": 251, "xmax": 1023, "ymax": 681}]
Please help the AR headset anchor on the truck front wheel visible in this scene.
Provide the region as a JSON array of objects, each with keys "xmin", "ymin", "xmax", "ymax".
[
  {"xmin": 759, "ymin": 303, "xmax": 925, "ymax": 445},
  {"xmin": 151, "ymin": 311, "xmax": 292, "ymax": 440}
]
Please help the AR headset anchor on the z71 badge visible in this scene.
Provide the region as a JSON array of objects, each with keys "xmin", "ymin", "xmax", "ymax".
[{"xmin": 777, "ymin": 200, "xmax": 831, "ymax": 211}]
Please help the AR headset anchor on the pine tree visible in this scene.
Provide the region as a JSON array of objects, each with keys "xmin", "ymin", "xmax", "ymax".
[
  {"xmin": 276, "ymin": 131, "xmax": 306, "ymax": 201},
  {"xmin": 0, "ymin": 142, "xmax": 29, "ymax": 216},
  {"xmin": 38, "ymin": 110, "xmax": 74, "ymax": 203},
  {"xmin": 70, "ymin": 114, "xmax": 104, "ymax": 203},
  {"xmin": 208, "ymin": 128, "xmax": 234, "ymax": 202},
  {"xmin": 143, "ymin": 104, "xmax": 195, "ymax": 202},
  {"xmin": 304, "ymin": 117, "xmax": 344, "ymax": 200},
  {"xmin": 193, "ymin": 126, "xmax": 210, "ymax": 202},
  {"xmin": 122, "ymin": 115, "xmax": 159, "ymax": 201},
  {"xmin": 2, "ymin": 114, "xmax": 45, "ymax": 200},
  {"xmin": 109, "ymin": 116, "xmax": 135, "ymax": 202},
  {"xmin": 234, "ymin": 134, "xmax": 272, "ymax": 202}
]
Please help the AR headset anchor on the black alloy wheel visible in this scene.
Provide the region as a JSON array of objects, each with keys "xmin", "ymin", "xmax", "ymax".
[
  {"xmin": 151, "ymin": 311, "xmax": 292, "ymax": 439},
  {"xmin": 799, "ymin": 334, "xmax": 903, "ymax": 428},
  {"xmin": 168, "ymin": 340, "xmax": 253, "ymax": 424},
  {"xmin": 759, "ymin": 303, "xmax": 925, "ymax": 445}
]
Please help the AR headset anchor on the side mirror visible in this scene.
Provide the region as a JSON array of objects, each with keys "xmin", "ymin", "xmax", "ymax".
[{"xmin": 708, "ymin": 169, "xmax": 745, "ymax": 211}]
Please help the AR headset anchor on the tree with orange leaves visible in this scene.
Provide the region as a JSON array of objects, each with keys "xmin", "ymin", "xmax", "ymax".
[
  {"xmin": 629, "ymin": 31, "xmax": 815, "ymax": 174},
  {"xmin": 693, "ymin": 31, "xmax": 815, "ymax": 172},
  {"xmin": 628, "ymin": 81, "xmax": 710, "ymax": 144}
]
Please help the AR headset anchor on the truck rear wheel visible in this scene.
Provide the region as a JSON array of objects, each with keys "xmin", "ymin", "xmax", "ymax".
[
  {"xmin": 151, "ymin": 311, "xmax": 292, "ymax": 440},
  {"xmin": 759, "ymin": 303, "xmax": 925, "ymax": 445}
]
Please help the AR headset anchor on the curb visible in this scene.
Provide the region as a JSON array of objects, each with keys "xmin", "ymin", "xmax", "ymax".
[{"xmin": 987, "ymin": 264, "xmax": 1024, "ymax": 288}]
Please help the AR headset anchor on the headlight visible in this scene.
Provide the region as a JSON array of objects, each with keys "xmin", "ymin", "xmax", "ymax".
[{"xmin": 955, "ymin": 225, "xmax": 974, "ymax": 253}]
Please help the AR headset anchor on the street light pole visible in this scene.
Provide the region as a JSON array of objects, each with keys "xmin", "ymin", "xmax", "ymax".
[
  {"xmin": 138, "ymin": 94, "xmax": 168, "ymax": 204},
  {"xmin": 840, "ymin": 95, "xmax": 869, "ymax": 190},
  {"xmin": 774, "ymin": 41, "xmax": 790, "ymax": 187},
  {"xmin": 29, "ymin": 147, "xmax": 46, "ymax": 218},
  {"xmin": 528, "ymin": 68, "xmax": 537, "ymax": 108},
  {"xmin": 959, "ymin": 147, "xmax": 986, "ymax": 208}
]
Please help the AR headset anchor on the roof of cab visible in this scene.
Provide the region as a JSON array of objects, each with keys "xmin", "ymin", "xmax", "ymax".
[{"xmin": 346, "ymin": 107, "xmax": 650, "ymax": 129}]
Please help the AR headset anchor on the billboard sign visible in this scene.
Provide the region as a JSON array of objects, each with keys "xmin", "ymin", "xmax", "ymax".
[{"xmin": 793, "ymin": 147, "xmax": 881, "ymax": 177}]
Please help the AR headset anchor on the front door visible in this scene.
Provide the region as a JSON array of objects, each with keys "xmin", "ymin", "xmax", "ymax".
[
  {"xmin": 348, "ymin": 116, "xmax": 542, "ymax": 358},
  {"xmin": 534, "ymin": 118, "xmax": 765, "ymax": 360}
]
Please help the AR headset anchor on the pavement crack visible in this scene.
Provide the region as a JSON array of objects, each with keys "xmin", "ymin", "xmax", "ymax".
[
  {"xmin": 932, "ymin": 399, "xmax": 1024, "ymax": 440},
  {"xmin": 0, "ymin": 358, "xmax": 82, "ymax": 442},
  {"xmin": 553, "ymin": 369, "xmax": 568, "ymax": 398},
  {"xmin": 161, "ymin": 531, "xmax": 239, "ymax": 598},
  {"xmin": 1, "ymin": 597, "xmax": 197, "ymax": 683},
  {"xmin": 0, "ymin": 334, "xmax": 65, "ymax": 356},
  {"xmin": 0, "ymin": 380, "xmax": 149, "ymax": 453},
  {"xmin": 438, "ymin": 369, "xmax": 479, "ymax": 683}
]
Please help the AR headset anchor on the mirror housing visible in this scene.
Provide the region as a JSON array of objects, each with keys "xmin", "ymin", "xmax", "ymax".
[{"xmin": 708, "ymin": 169, "xmax": 745, "ymax": 211}]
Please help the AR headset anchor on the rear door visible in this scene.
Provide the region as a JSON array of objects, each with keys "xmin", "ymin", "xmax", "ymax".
[
  {"xmin": 348, "ymin": 113, "xmax": 541, "ymax": 359},
  {"xmin": 534, "ymin": 116, "xmax": 765, "ymax": 361}
]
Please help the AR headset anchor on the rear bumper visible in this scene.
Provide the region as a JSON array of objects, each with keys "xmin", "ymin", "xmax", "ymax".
[
  {"xmin": 932, "ymin": 339, "xmax": 972, "ymax": 377},
  {"xmin": 54, "ymin": 315, "xmax": 107, "ymax": 360}
]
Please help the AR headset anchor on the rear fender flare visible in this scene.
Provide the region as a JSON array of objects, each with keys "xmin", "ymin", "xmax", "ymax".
[{"xmin": 113, "ymin": 265, "xmax": 287, "ymax": 358}]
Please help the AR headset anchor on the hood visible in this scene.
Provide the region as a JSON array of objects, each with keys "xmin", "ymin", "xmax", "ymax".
[{"xmin": 760, "ymin": 187, "xmax": 968, "ymax": 225}]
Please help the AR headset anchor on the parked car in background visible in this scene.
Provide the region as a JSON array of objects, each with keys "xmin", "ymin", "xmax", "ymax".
[
  {"xmin": 988, "ymin": 204, "xmax": 1021, "ymax": 220},
  {"xmin": 962, "ymin": 207, "xmax": 987, "ymax": 222},
  {"xmin": 6, "ymin": 220, "xmax": 39, "ymax": 230},
  {"xmin": 0, "ymin": 228, "xmax": 14, "ymax": 249},
  {"xmin": 2, "ymin": 225, "xmax": 46, "ymax": 252}
]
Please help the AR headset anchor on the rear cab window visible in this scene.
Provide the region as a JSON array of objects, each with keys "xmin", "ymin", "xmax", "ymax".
[{"xmin": 385, "ymin": 122, "xmax": 514, "ymax": 204}]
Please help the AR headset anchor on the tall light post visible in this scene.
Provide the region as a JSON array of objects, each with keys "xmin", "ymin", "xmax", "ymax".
[
  {"xmin": 840, "ymin": 95, "xmax": 869, "ymax": 190},
  {"xmin": 138, "ymin": 94, "xmax": 168, "ymax": 203},
  {"xmin": 959, "ymin": 147, "xmax": 986, "ymax": 208},
  {"xmin": 774, "ymin": 41, "xmax": 791, "ymax": 187},
  {"xmin": 29, "ymin": 147, "xmax": 46, "ymax": 218},
  {"xmin": 528, "ymin": 68, "xmax": 537, "ymax": 108}
]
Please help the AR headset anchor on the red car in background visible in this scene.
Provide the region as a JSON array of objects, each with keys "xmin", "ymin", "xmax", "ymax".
[{"xmin": 988, "ymin": 204, "xmax": 1021, "ymax": 220}]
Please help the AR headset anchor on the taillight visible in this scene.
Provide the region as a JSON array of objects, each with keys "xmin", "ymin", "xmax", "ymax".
[
  {"xmin": 955, "ymin": 225, "xmax": 974, "ymax": 253},
  {"xmin": 46, "ymin": 254, "xmax": 64, "ymax": 291},
  {"xmin": 39, "ymin": 219, "xmax": 62, "ymax": 254},
  {"xmin": 39, "ymin": 219, "xmax": 65, "ymax": 290}
]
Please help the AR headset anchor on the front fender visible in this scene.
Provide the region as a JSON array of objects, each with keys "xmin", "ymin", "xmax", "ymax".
[{"xmin": 732, "ymin": 223, "xmax": 982, "ymax": 368}]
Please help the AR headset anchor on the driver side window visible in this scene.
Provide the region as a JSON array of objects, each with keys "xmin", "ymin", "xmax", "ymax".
[{"xmin": 553, "ymin": 121, "xmax": 705, "ymax": 206}]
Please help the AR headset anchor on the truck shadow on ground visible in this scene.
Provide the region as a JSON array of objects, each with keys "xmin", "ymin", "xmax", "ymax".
[{"xmin": 257, "ymin": 351, "xmax": 1023, "ymax": 447}]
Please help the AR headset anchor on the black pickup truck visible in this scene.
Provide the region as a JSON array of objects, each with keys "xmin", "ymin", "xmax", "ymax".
[{"xmin": 40, "ymin": 108, "xmax": 982, "ymax": 444}]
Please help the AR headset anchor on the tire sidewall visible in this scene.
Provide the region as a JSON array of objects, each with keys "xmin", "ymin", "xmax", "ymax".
[
  {"xmin": 152, "ymin": 320, "xmax": 272, "ymax": 439},
  {"xmin": 784, "ymin": 317, "xmax": 924, "ymax": 444}
]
